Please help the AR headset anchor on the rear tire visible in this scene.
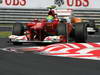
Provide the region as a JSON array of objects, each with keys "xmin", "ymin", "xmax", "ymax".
[{"xmin": 74, "ymin": 22, "xmax": 87, "ymax": 43}]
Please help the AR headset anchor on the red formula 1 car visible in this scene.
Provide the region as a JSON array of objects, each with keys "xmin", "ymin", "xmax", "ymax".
[{"xmin": 9, "ymin": 9, "xmax": 88, "ymax": 45}]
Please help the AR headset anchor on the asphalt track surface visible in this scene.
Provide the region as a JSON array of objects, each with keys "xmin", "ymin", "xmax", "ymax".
[{"xmin": 0, "ymin": 28, "xmax": 100, "ymax": 75}]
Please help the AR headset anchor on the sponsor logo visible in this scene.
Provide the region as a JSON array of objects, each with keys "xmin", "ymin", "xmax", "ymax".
[
  {"xmin": 54, "ymin": 0, "xmax": 64, "ymax": 7},
  {"xmin": 4, "ymin": 0, "xmax": 27, "ymax": 6},
  {"xmin": 54, "ymin": 0, "xmax": 89, "ymax": 7}
]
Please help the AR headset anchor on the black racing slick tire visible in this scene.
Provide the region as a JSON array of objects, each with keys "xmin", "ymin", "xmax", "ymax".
[
  {"xmin": 74, "ymin": 22, "xmax": 87, "ymax": 43},
  {"xmin": 12, "ymin": 23, "xmax": 24, "ymax": 36},
  {"xmin": 57, "ymin": 23, "xmax": 67, "ymax": 35},
  {"xmin": 57, "ymin": 22, "xmax": 68, "ymax": 42}
]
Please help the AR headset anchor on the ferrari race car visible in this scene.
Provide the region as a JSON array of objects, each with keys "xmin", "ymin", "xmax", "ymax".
[
  {"xmin": 86, "ymin": 19, "xmax": 98, "ymax": 34},
  {"xmin": 9, "ymin": 8, "xmax": 92, "ymax": 45}
]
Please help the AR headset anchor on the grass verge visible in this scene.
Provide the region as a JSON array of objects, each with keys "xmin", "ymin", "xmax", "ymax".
[
  {"xmin": 0, "ymin": 32, "xmax": 11, "ymax": 38},
  {"xmin": 0, "ymin": 24, "xmax": 13, "ymax": 27}
]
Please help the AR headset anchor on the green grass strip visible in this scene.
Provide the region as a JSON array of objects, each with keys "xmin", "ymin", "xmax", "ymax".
[
  {"xmin": 0, "ymin": 32, "xmax": 12, "ymax": 38},
  {"xmin": 0, "ymin": 24, "xmax": 13, "ymax": 27}
]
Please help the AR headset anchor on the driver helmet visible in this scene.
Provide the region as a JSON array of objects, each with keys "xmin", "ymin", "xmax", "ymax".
[{"xmin": 46, "ymin": 15, "xmax": 54, "ymax": 22}]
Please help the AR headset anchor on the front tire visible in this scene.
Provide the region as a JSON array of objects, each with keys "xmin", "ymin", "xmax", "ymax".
[
  {"xmin": 12, "ymin": 23, "xmax": 24, "ymax": 36},
  {"xmin": 57, "ymin": 22, "xmax": 68, "ymax": 42},
  {"xmin": 12, "ymin": 23, "xmax": 24, "ymax": 45}
]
